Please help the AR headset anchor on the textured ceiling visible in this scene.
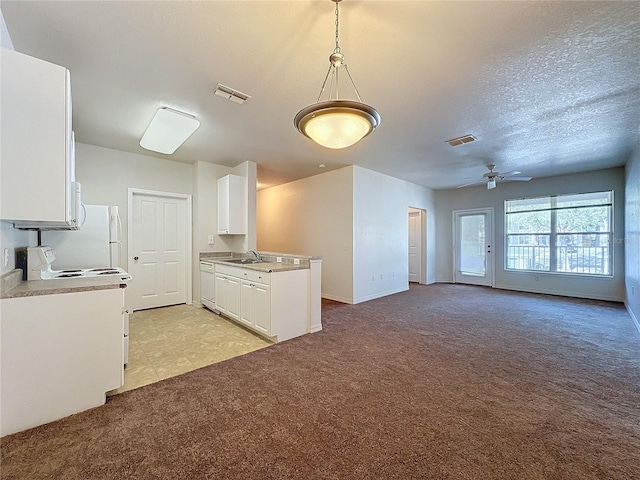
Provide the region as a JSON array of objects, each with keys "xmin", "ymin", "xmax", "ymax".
[{"xmin": 2, "ymin": 1, "xmax": 639, "ymax": 190}]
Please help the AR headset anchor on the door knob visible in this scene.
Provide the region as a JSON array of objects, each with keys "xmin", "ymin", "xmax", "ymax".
[{"xmin": 133, "ymin": 256, "xmax": 139, "ymax": 261}]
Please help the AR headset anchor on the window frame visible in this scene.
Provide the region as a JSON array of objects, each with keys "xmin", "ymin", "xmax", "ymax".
[{"xmin": 504, "ymin": 191, "xmax": 614, "ymax": 277}]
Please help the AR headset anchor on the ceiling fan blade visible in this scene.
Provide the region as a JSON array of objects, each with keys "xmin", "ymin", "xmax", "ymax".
[
  {"xmin": 506, "ymin": 176, "xmax": 532, "ymax": 182},
  {"xmin": 456, "ymin": 181, "xmax": 484, "ymax": 188},
  {"xmin": 500, "ymin": 170, "xmax": 521, "ymax": 176}
]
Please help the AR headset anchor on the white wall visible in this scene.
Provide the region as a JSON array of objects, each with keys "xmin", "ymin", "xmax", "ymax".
[
  {"xmin": 352, "ymin": 166, "xmax": 436, "ymax": 303},
  {"xmin": 257, "ymin": 167, "xmax": 355, "ymax": 302},
  {"xmin": 257, "ymin": 166, "xmax": 436, "ymax": 304},
  {"xmin": 625, "ymin": 144, "xmax": 640, "ymax": 330},
  {"xmin": 75, "ymin": 143, "xmax": 193, "ymax": 273},
  {"xmin": 434, "ymin": 167, "xmax": 626, "ymax": 302}
]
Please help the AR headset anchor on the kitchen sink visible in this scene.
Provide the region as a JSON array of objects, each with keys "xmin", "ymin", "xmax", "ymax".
[{"xmin": 223, "ymin": 258, "xmax": 264, "ymax": 265}]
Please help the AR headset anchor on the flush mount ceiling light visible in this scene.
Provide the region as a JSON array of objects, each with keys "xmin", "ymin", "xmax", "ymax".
[
  {"xmin": 294, "ymin": 0, "xmax": 380, "ymax": 149},
  {"xmin": 140, "ymin": 107, "xmax": 200, "ymax": 154}
]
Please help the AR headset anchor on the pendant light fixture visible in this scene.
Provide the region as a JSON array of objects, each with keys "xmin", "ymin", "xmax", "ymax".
[{"xmin": 294, "ymin": 0, "xmax": 380, "ymax": 149}]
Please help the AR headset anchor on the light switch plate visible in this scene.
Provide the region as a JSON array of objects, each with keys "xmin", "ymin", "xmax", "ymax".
[{"xmin": 207, "ymin": 235, "xmax": 215, "ymax": 245}]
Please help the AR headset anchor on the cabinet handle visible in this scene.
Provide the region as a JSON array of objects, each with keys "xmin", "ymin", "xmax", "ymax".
[{"xmin": 133, "ymin": 256, "xmax": 139, "ymax": 261}]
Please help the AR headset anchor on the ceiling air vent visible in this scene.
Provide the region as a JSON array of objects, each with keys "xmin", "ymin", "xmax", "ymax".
[
  {"xmin": 446, "ymin": 134, "xmax": 477, "ymax": 147},
  {"xmin": 214, "ymin": 84, "xmax": 251, "ymax": 104}
]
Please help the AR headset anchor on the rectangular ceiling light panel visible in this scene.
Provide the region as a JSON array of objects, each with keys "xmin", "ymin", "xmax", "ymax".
[{"xmin": 140, "ymin": 107, "xmax": 200, "ymax": 154}]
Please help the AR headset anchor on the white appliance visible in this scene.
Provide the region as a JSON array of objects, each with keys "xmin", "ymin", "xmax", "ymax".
[
  {"xmin": 42, "ymin": 205, "xmax": 122, "ymax": 269},
  {"xmin": 26, "ymin": 245, "xmax": 131, "ymax": 366}
]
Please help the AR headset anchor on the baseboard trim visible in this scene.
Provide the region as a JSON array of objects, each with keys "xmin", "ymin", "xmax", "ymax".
[
  {"xmin": 494, "ymin": 283, "xmax": 623, "ymax": 303},
  {"xmin": 310, "ymin": 324, "xmax": 323, "ymax": 333},
  {"xmin": 353, "ymin": 286, "xmax": 409, "ymax": 305},
  {"xmin": 625, "ymin": 302, "xmax": 640, "ymax": 335},
  {"xmin": 321, "ymin": 293, "xmax": 353, "ymax": 304}
]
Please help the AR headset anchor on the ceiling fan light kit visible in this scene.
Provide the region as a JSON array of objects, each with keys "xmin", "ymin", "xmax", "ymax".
[{"xmin": 294, "ymin": 0, "xmax": 381, "ymax": 149}]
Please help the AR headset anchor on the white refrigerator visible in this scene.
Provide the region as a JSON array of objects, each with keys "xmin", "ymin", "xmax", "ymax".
[{"xmin": 42, "ymin": 205, "xmax": 122, "ymax": 270}]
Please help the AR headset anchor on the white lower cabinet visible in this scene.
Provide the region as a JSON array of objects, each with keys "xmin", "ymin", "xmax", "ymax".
[
  {"xmin": 240, "ymin": 279, "xmax": 270, "ymax": 335},
  {"xmin": 215, "ymin": 272, "xmax": 240, "ymax": 321},
  {"xmin": 214, "ymin": 263, "xmax": 309, "ymax": 342},
  {"xmin": 0, "ymin": 288, "xmax": 124, "ymax": 437}
]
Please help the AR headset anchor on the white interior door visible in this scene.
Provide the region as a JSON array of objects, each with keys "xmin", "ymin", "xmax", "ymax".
[
  {"xmin": 408, "ymin": 209, "xmax": 422, "ymax": 283},
  {"xmin": 129, "ymin": 190, "xmax": 190, "ymax": 311},
  {"xmin": 453, "ymin": 208, "xmax": 494, "ymax": 287}
]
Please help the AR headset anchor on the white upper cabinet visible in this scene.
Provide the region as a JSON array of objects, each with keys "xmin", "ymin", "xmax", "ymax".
[
  {"xmin": 217, "ymin": 174, "xmax": 246, "ymax": 235},
  {"xmin": 0, "ymin": 48, "xmax": 78, "ymax": 229}
]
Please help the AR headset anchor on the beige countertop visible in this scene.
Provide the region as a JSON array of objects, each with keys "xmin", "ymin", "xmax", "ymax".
[
  {"xmin": 1, "ymin": 269, "xmax": 126, "ymax": 299},
  {"xmin": 199, "ymin": 251, "xmax": 321, "ymax": 273},
  {"xmin": 200, "ymin": 256, "xmax": 310, "ymax": 273}
]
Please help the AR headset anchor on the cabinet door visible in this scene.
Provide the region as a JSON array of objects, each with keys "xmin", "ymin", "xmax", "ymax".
[
  {"xmin": 253, "ymin": 283, "xmax": 271, "ymax": 335},
  {"xmin": 239, "ymin": 280, "xmax": 254, "ymax": 327},
  {"xmin": 225, "ymin": 276, "xmax": 241, "ymax": 321},
  {"xmin": 0, "ymin": 49, "xmax": 72, "ymax": 224},
  {"xmin": 217, "ymin": 174, "xmax": 246, "ymax": 235},
  {"xmin": 217, "ymin": 176, "xmax": 230, "ymax": 234},
  {"xmin": 214, "ymin": 274, "xmax": 227, "ymax": 313}
]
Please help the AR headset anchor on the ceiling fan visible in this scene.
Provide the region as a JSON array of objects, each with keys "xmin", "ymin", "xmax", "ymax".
[{"xmin": 457, "ymin": 164, "xmax": 532, "ymax": 190}]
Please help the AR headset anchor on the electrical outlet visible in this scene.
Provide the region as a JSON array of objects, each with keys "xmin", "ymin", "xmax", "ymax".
[
  {"xmin": 3, "ymin": 248, "xmax": 9, "ymax": 267},
  {"xmin": 293, "ymin": 258, "xmax": 300, "ymax": 265},
  {"xmin": 207, "ymin": 235, "xmax": 215, "ymax": 245},
  {"xmin": 276, "ymin": 256, "xmax": 282, "ymax": 263}
]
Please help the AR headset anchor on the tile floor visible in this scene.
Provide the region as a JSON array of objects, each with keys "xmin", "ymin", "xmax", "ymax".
[{"xmin": 109, "ymin": 304, "xmax": 272, "ymax": 395}]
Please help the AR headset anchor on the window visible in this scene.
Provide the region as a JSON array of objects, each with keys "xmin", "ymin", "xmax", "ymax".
[{"xmin": 505, "ymin": 191, "xmax": 613, "ymax": 276}]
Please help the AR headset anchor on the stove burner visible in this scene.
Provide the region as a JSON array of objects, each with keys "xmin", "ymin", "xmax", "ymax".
[
  {"xmin": 97, "ymin": 271, "xmax": 120, "ymax": 275},
  {"xmin": 60, "ymin": 269, "xmax": 82, "ymax": 273},
  {"xmin": 57, "ymin": 273, "xmax": 82, "ymax": 278},
  {"xmin": 89, "ymin": 268, "xmax": 115, "ymax": 272}
]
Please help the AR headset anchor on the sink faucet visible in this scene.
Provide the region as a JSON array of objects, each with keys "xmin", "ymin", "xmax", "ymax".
[{"xmin": 248, "ymin": 249, "xmax": 260, "ymax": 261}]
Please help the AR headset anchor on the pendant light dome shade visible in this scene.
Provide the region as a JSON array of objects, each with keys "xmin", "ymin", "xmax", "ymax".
[
  {"xmin": 294, "ymin": 0, "xmax": 380, "ymax": 149},
  {"xmin": 294, "ymin": 100, "xmax": 381, "ymax": 149}
]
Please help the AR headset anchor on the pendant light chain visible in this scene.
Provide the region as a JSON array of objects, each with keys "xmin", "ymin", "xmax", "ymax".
[{"xmin": 334, "ymin": 1, "xmax": 341, "ymax": 54}]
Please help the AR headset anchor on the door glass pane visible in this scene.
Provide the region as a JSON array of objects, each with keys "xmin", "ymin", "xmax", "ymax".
[{"xmin": 460, "ymin": 215, "xmax": 485, "ymax": 275}]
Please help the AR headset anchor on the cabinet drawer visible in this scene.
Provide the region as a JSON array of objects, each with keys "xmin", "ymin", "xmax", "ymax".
[
  {"xmin": 245, "ymin": 270, "xmax": 270, "ymax": 285},
  {"xmin": 215, "ymin": 264, "xmax": 246, "ymax": 278},
  {"xmin": 200, "ymin": 261, "xmax": 214, "ymax": 273},
  {"xmin": 215, "ymin": 264, "xmax": 270, "ymax": 285}
]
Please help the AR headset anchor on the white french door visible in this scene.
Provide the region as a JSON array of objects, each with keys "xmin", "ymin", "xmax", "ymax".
[
  {"xmin": 453, "ymin": 208, "xmax": 494, "ymax": 287},
  {"xmin": 129, "ymin": 189, "xmax": 192, "ymax": 311}
]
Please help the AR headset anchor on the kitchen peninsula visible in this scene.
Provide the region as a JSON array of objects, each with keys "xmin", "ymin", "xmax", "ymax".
[
  {"xmin": 199, "ymin": 251, "xmax": 322, "ymax": 342},
  {"xmin": 0, "ymin": 270, "xmax": 127, "ymax": 437}
]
